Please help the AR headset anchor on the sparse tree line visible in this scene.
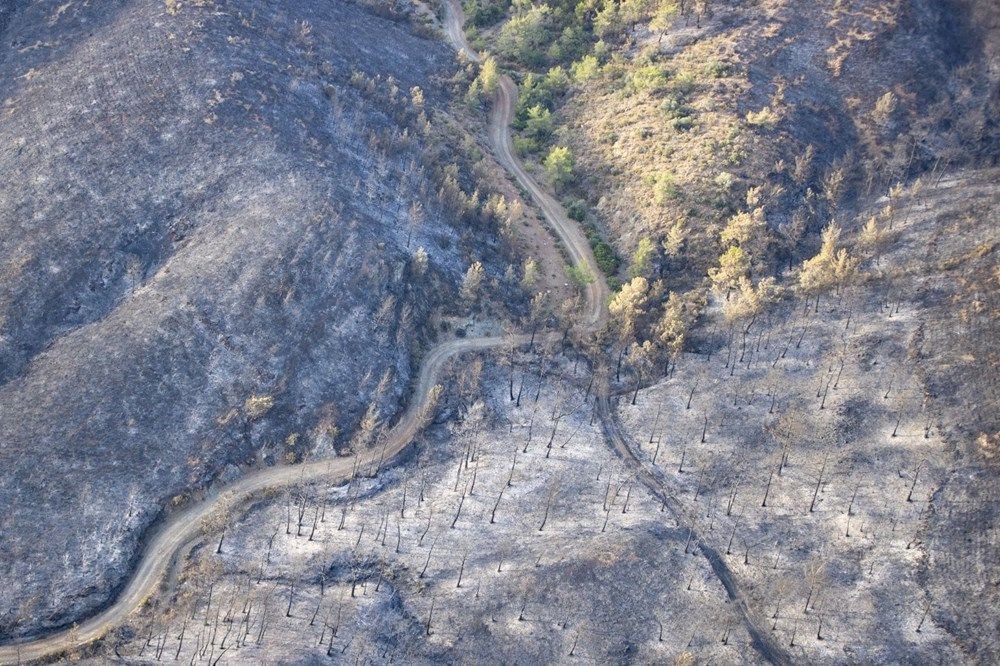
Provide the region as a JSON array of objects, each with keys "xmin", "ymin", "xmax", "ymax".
[{"xmin": 341, "ymin": 64, "xmax": 545, "ymax": 321}]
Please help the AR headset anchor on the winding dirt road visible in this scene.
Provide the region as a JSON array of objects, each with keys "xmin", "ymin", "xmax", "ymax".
[
  {"xmin": 444, "ymin": 3, "xmax": 609, "ymax": 329},
  {"xmin": 596, "ymin": 396, "xmax": 792, "ymax": 665},
  {"xmin": 0, "ymin": 7, "xmax": 603, "ymax": 665},
  {"xmin": 2, "ymin": 5, "xmax": 786, "ymax": 664},
  {"xmin": 0, "ymin": 334, "xmax": 533, "ymax": 664}
]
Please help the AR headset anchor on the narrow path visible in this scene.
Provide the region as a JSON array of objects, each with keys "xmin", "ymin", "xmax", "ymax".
[
  {"xmin": 0, "ymin": 8, "xmax": 605, "ymax": 665},
  {"xmin": 0, "ymin": 335, "xmax": 533, "ymax": 664},
  {"xmin": 597, "ymin": 396, "xmax": 792, "ymax": 665}
]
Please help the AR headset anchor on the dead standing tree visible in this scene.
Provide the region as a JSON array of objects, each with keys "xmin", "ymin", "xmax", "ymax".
[
  {"xmin": 545, "ymin": 386, "xmax": 577, "ymax": 459},
  {"xmin": 498, "ymin": 328, "xmax": 521, "ymax": 402}
]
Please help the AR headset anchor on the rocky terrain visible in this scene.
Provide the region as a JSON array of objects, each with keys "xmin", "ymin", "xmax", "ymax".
[{"xmin": 0, "ymin": 0, "xmax": 516, "ymax": 640}]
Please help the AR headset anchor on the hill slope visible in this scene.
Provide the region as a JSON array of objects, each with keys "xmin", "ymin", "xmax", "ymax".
[{"xmin": 0, "ymin": 0, "xmax": 497, "ymax": 639}]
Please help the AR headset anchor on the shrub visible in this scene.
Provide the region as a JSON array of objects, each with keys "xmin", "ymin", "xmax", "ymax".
[
  {"xmin": 672, "ymin": 116, "xmax": 695, "ymax": 131},
  {"xmin": 571, "ymin": 54, "xmax": 601, "ymax": 82},
  {"xmin": 513, "ymin": 135, "xmax": 539, "ymax": 155},
  {"xmin": 705, "ymin": 60, "xmax": 731, "ymax": 78},
  {"xmin": 466, "ymin": 0, "xmax": 509, "ymax": 28},
  {"xmin": 566, "ymin": 263, "xmax": 595, "ymax": 287},
  {"xmin": 670, "ymin": 71, "xmax": 697, "ymax": 97},
  {"xmin": 523, "ymin": 105, "xmax": 554, "ymax": 146},
  {"xmin": 583, "ymin": 225, "xmax": 620, "ymax": 275},
  {"xmin": 566, "ymin": 198, "xmax": 588, "ymax": 222},
  {"xmin": 548, "ymin": 25, "xmax": 587, "ymax": 64},
  {"xmin": 544, "ymin": 145, "xmax": 575, "ymax": 188},
  {"xmin": 629, "ymin": 237, "xmax": 656, "ymax": 278},
  {"xmin": 652, "ymin": 171, "xmax": 679, "ymax": 204},
  {"xmin": 745, "ymin": 106, "xmax": 780, "ymax": 127},
  {"xmin": 543, "ymin": 65, "xmax": 570, "ymax": 95},
  {"xmin": 497, "ymin": 5, "xmax": 551, "ymax": 67},
  {"xmin": 661, "ymin": 95, "xmax": 693, "ymax": 120},
  {"xmin": 714, "ymin": 172, "xmax": 737, "ymax": 192},
  {"xmin": 627, "ymin": 64, "xmax": 669, "ymax": 94},
  {"xmin": 593, "ymin": 241, "xmax": 619, "ymax": 274},
  {"xmin": 515, "ymin": 71, "xmax": 565, "ymax": 125}
]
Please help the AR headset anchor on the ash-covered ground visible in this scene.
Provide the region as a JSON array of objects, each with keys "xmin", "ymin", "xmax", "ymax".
[
  {"xmin": 75, "ymin": 170, "xmax": 998, "ymax": 665},
  {"xmin": 613, "ymin": 170, "xmax": 998, "ymax": 663},
  {"xmin": 2, "ymin": 0, "xmax": 997, "ymax": 661},
  {"xmin": 84, "ymin": 354, "xmax": 745, "ymax": 664},
  {"xmin": 0, "ymin": 0, "xmax": 513, "ymax": 639}
]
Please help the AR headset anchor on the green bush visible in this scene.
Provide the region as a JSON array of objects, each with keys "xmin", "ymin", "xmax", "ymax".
[
  {"xmin": 543, "ymin": 65, "xmax": 570, "ymax": 95},
  {"xmin": 566, "ymin": 263, "xmax": 595, "ymax": 286},
  {"xmin": 661, "ymin": 95, "xmax": 693, "ymax": 120},
  {"xmin": 651, "ymin": 171, "xmax": 678, "ymax": 205},
  {"xmin": 593, "ymin": 241, "xmax": 620, "ymax": 274},
  {"xmin": 547, "ymin": 25, "xmax": 588, "ymax": 64},
  {"xmin": 566, "ymin": 198, "xmax": 588, "ymax": 222},
  {"xmin": 584, "ymin": 224, "xmax": 620, "ymax": 274},
  {"xmin": 544, "ymin": 145, "xmax": 575, "ymax": 189},
  {"xmin": 571, "ymin": 54, "xmax": 600, "ymax": 82},
  {"xmin": 466, "ymin": 0, "xmax": 509, "ymax": 28},
  {"xmin": 627, "ymin": 64, "xmax": 669, "ymax": 94},
  {"xmin": 513, "ymin": 135, "xmax": 539, "ymax": 155},
  {"xmin": 629, "ymin": 237, "xmax": 656, "ymax": 278},
  {"xmin": 523, "ymin": 105, "xmax": 554, "ymax": 146},
  {"xmin": 672, "ymin": 116, "xmax": 695, "ymax": 132},
  {"xmin": 670, "ymin": 72, "xmax": 698, "ymax": 97},
  {"xmin": 515, "ymin": 72, "xmax": 566, "ymax": 126},
  {"xmin": 497, "ymin": 5, "xmax": 551, "ymax": 67},
  {"xmin": 705, "ymin": 60, "xmax": 731, "ymax": 78}
]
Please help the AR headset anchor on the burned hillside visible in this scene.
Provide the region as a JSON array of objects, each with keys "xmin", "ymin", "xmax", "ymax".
[{"xmin": 0, "ymin": 0, "xmax": 511, "ymax": 639}]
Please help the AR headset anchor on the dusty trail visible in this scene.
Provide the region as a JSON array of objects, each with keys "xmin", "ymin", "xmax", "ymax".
[
  {"xmin": 0, "ymin": 335, "xmax": 533, "ymax": 664},
  {"xmin": 443, "ymin": 0, "xmax": 608, "ymax": 329},
  {"xmin": 0, "ymin": 7, "xmax": 603, "ymax": 665},
  {"xmin": 597, "ymin": 396, "xmax": 792, "ymax": 665}
]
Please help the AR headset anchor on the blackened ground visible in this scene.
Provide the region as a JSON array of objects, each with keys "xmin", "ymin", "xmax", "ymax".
[{"xmin": 0, "ymin": 0, "xmax": 489, "ymax": 640}]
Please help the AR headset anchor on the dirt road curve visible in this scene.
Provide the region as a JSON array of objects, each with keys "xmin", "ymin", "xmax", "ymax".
[
  {"xmin": 443, "ymin": 2, "xmax": 609, "ymax": 329},
  {"xmin": 0, "ymin": 8, "xmax": 605, "ymax": 664},
  {"xmin": 490, "ymin": 75, "xmax": 610, "ymax": 329},
  {"xmin": 0, "ymin": 334, "xmax": 530, "ymax": 663}
]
